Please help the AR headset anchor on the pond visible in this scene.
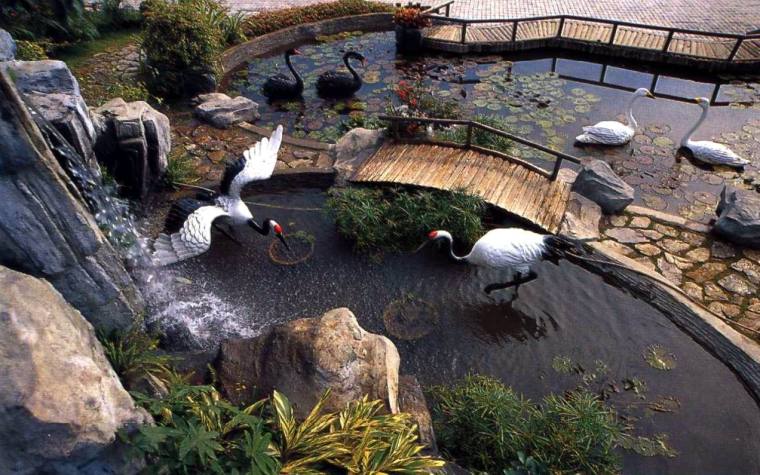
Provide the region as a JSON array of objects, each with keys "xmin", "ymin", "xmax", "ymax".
[
  {"xmin": 142, "ymin": 188, "xmax": 760, "ymax": 475},
  {"xmin": 225, "ymin": 30, "xmax": 760, "ymax": 223}
]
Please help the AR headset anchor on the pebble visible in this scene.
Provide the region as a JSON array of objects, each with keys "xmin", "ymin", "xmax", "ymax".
[
  {"xmin": 629, "ymin": 216, "xmax": 651, "ymax": 228},
  {"xmin": 685, "ymin": 262, "xmax": 727, "ymax": 283},
  {"xmin": 681, "ymin": 281, "xmax": 703, "ymax": 301},
  {"xmin": 635, "ymin": 243, "xmax": 661, "ymax": 256},
  {"xmin": 743, "ymin": 249, "xmax": 760, "ymax": 264},
  {"xmin": 653, "ymin": 223, "xmax": 679, "ymax": 237},
  {"xmin": 704, "ymin": 282, "xmax": 729, "ymax": 301},
  {"xmin": 711, "ymin": 241, "xmax": 737, "ymax": 259},
  {"xmin": 717, "ymin": 273, "xmax": 757, "ymax": 296},
  {"xmin": 609, "ymin": 215, "xmax": 629, "ymax": 227},
  {"xmin": 663, "ymin": 252, "xmax": 693, "ymax": 270},
  {"xmin": 708, "ymin": 302, "xmax": 742, "ymax": 319},
  {"xmin": 598, "ymin": 240, "xmax": 635, "ymax": 256},
  {"xmin": 604, "ymin": 228, "xmax": 649, "ymax": 244},
  {"xmin": 731, "ymin": 259, "xmax": 760, "ymax": 285},
  {"xmin": 679, "ymin": 231, "xmax": 706, "ymax": 247},
  {"xmin": 659, "ymin": 238, "xmax": 691, "ymax": 254},
  {"xmin": 684, "ymin": 247, "xmax": 710, "ymax": 262},
  {"xmin": 749, "ymin": 298, "xmax": 760, "ymax": 314},
  {"xmin": 640, "ymin": 229, "xmax": 664, "ymax": 240},
  {"xmin": 656, "ymin": 256, "xmax": 682, "ymax": 284}
]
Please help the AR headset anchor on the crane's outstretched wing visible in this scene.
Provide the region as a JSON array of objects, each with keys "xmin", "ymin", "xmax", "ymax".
[
  {"xmin": 220, "ymin": 125, "xmax": 283, "ymax": 198},
  {"xmin": 151, "ymin": 206, "xmax": 230, "ymax": 266}
]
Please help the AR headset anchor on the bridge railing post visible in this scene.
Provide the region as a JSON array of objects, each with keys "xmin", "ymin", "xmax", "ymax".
[
  {"xmin": 549, "ymin": 157, "xmax": 563, "ymax": 181},
  {"xmin": 727, "ymin": 37, "xmax": 744, "ymax": 61},
  {"xmin": 465, "ymin": 122, "xmax": 473, "ymax": 147},
  {"xmin": 461, "ymin": 22, "xmax": 468, "ymax": 43}
]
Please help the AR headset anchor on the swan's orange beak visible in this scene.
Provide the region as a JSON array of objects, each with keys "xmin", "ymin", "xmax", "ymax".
[
  {"xmin": 692, "ymin": 97, "xmax": 700, "ymax": 103},
  {"xmin": 646, "ymin": 91, "xmax": 655, "ymax": 98}
]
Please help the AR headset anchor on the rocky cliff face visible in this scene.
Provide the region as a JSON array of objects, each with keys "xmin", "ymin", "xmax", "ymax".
[
  {"xmin": 0, "ymin": 265, "xmax": 150, "ymax": 474},
  {"xmin": 0, "ymin": 69, "xmax": 143, "ymax": 331}
]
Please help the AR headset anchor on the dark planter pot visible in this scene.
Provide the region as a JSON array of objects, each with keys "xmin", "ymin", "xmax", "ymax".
[{"xmin": 395, "ymin": 25, "xmax": 424, "ymax": 54}]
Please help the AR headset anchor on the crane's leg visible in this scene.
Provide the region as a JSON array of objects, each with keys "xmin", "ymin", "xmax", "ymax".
[{"xmin": 484, "ymin": 271, "xmax": 538, "ymax": 296}]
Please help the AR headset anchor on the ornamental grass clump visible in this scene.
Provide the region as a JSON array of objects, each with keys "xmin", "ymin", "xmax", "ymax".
[
  {"xmin": 428, "ymin": 375, "xmax": 624, "ymax": 475},
  {"xmin": 325, "ymin": 187, "xmax": 485, "ymax": 253}
]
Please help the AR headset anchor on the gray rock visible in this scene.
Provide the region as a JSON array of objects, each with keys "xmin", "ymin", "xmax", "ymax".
[
  {"xmin": 216, "ymin": 307, "xmax": 400, "ymax": 418},
  {"xmin": 0, "ymin": 265, "xmax": 151, "ymax": 474},
  {"xmin": 194, "ymin": 93, "xmax": 259, "ymax": 128},
  {"xmin": 559, "ymin": 192, "xmax": 602, "ymax": 240},
  {"xmin": 93, "ymin": 98, "xmax": 171, "ymax": 199},
  {"xmin": 0, "ymin": 70, "xmax": 143, "ymax": 331},
  {"xmin": 0, "ymin": 29, "xmax": 15, "ymax": 61},
  {"xmin": 9, "ymin": 60, "xmax": 97, "ymax": 164},
  {"xmin": 333, "ymin": 127, "xmax": 385, "ymax": 183},
  {"xmin": 398, "ymin": 375, "xmax": 437, "ymax": 452},
  {"xmin": 571, "ymin": 159, "xmax": 634, "ymax": 214},
  {"xmin": 714, "ymin": 186, "xmax": 760, "ymax": 247}
]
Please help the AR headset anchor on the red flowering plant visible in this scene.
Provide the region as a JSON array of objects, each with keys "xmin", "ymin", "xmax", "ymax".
[
  {"xmin": 393, "ymin": 7, "xmax": 432, "ymax": 29},
  {"xmin": 387, "ymin": 80, "xmax": 460, "ymax": 136}
]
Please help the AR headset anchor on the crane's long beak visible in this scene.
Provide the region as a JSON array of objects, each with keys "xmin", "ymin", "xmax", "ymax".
[
  {"xmin": 278, "ymin": 234, "xmax": 290, "ymax": 250},
  {"xmin": 413, "ymin": 240, "xmax": 431, "ymax": 253}
]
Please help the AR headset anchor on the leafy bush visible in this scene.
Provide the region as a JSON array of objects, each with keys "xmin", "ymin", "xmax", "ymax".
[
  {"xmin": 185, "ymin": 0, "xmax": 247, "ymax": 46},
  {"xmin": 126, "ymin": 385, "xmax": 443, "ymax": 474},
  {"xmin": 164, "ymin": 150, "xmax": 199, "ymax": 187},
  {"xmin": 15, "ymin": 40, "xmax": 49, "ymax": 60},
  {"xmin": 325, "ymin": 187, "xmax": 486, "ymax": 253},
  {"xmin": 104, "ymin": 81, "xmax": 153, "ymax": 103},
  {"xmin": 0, "ymin": 0, "xmax": 97, "ymax": 42},
  {"xmin": 428, "ymin": 375, "xmax": 624, "ymax": 474},
  {"xmin": 392, "ymin": 79, "xmax": 460, "ymax": 120},
  {"xmin": 92, "ymin": 0, "xmax": 143, "ymax": 29},
  {"xmin": 393, "ymin": 7, "xmax": 431, "ymax": 28},
  {"xmin": 243, "ymin": 0, "xmax": 393, "ymax": 38},
  {"xmin": 437, "ymin": 114, "xmax": 515, "ymax": 155},
  {"xmin": 98, "ymin": 327, "xmax": 175, "ymax": 387},
  {"xmin": 141, "ymin": 0, "xmax": 224, "ymax": 99}
]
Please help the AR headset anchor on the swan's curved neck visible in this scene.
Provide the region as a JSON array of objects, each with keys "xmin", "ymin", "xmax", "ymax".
[
  {"xmin": 344, "ymin": 54, "xmax": 360, "ymax": 82},
  {"xmin": 626, "ymin": 94, "xmax": 639, "ymax": 129},
  {"xmin": 285, "ymin": 53, "xmax": 303, "ymax": 87},
  {"xmin": 681, "ymin": 105, "xmax": 709, "ymax": 147},
  {"xmin": 442, "ymin": 235, "xmax": 467, "ymax": 262}
]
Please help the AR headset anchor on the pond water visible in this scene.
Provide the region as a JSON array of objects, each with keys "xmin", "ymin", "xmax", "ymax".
[
  {"xmin": 143, "ymin": 188, "xmax": 760, "ymax": 475},
  {"xmin": 225, "ymin": 30, "xmax": 760, "ymax": 223}
]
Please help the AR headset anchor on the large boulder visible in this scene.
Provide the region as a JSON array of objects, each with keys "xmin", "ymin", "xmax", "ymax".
[
  {"xmin": 8, "ymin": 60, "xmax": 97, "ymax": 164},
  {"xmin": 571, "ymin": 159, "xmax": 634, "ymax": 214},
  {"xmin": 216, "ymin": 307, "xmax": 400, "ymax": 418},
  {"xmin": 193, "ymin": 92, "xmax": 259, "ymax": 128},
  {"xmin": 93, "ymin": 98, "xmax": 171, "ymax": 199},
  {"xmin": 714, "ymin": 186, "xmax": 760, "ymax": 247},
  {"xmin": 398, "ymin": 375, "xmax": 437, "ymax": 452},
  {"xmin": 0, "ymin": 29, "xmax": 15, "ymax": 61},
  {"xmin": 332, "ymin": 127, "xmax": 385, "ymax": 183},
  {"xmin": 0, "ymin": 70, "xmax": 143, "ymax": 331},
  {"xmin": 559, "ymin": 192, "xmax": 602, "ymax": 240},
  {"xmin": 0, "ymin": 266, "xmax": 150, "ymax": 474}
]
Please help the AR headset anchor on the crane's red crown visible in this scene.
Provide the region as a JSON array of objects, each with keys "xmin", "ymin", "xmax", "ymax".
[
  {"xmin": 428, "ymin": 230, "xmax": 438, "ymax": 239},
  {"xmin": 274, "ymin": 223, "xmax": 283, "ymax": 235}
]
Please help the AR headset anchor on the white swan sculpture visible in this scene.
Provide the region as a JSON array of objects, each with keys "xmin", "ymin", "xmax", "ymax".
[
  {"xmin": 681, "ymin": 97, "xmax": 749, "ymax": 168},
  {"xmin": 575, "ymin": 88, "xmax": 654, "ymax": 145}
]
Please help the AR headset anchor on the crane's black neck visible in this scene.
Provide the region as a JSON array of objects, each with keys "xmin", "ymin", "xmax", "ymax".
[
  {"xmin": 343, "ymin": 53, "xmax": 361, "ymax": 83},
  {"xmin": 285, "ymin": 52, "xmax": 303, "ymax": 88},
  {"xmin": 248, "ymin": 218, "xmax": 273, "ymax": 235}
]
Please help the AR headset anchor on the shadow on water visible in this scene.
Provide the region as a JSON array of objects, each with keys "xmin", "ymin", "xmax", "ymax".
[{"xmin": 143, "ymin": 188, "xmax": 760, "ymax": 475}]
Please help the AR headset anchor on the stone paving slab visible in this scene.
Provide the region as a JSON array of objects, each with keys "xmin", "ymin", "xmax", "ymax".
[{"xmin": 223, "ymin": 0, "xmax": 760, "ymax": 35}]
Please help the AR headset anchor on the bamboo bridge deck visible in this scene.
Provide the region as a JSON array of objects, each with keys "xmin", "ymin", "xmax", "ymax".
[{"xmin": 352, "ymin": 141, "xmax": 572, "ymax": 233}]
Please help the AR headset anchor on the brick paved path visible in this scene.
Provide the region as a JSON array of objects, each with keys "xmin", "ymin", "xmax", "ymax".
[{"xmin": 223, "ymin": 0, "xmax": 760, "ymax": 35}]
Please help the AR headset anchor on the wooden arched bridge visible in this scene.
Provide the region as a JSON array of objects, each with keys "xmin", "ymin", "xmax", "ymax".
[{"xmin": 351, "ymin": 116, "xmax": 579, "ymax": 233}]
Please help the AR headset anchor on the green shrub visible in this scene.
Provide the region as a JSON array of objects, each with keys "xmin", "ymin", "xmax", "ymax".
[
  {"xmin": 325, "ymin": 187, "xmax": 486, "ymax": 253},
  {"xmin": 0, "ymin": 0, "xmax": 97, "ymax": 42},
  {"xmin": 98, "ymin": 327, "xmax": 175, "ymax": 386},
  {"xmin": 141, "ymin": 0, "xmax": 224, "ymax": 99},
  {"xmin": 15, "ymin": 40, "xmax": 49, "ymax": 60},
  {"xmin": 126, "ymin": 385, "xmax": 444, "ymax": 473},
  {"xmin": 104, "ymin": 81, "xmax": 153, "ymax": 103},
  {"xmin": 437, "ymin": 114, "xmax": 515, "ymax": 154},
  {"xmin": 164, "ymin": 150, "xmax": 198, "ymax": 187},
  {"xmin": 428, "ymin": 375, "xmax": 623, "ymax": 474},
  {"xmin": 243, "ymin": 0, "xmax": 393, "ymax": 38},
  {"xmin": 184, "ymin": 0, "xmax": 247, "ymax": 46},
  {"xmin": 92, "ymin": 0, "xmax": 143, "ymax": 29}
]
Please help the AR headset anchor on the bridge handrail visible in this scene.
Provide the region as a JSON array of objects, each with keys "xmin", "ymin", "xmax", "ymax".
[
  {"xmin": 378, "ymin": 115, "xmax": 581, "ymax": 181},
  {"xmin": 422, "ymin": 4, "xmax": 755, "ymax": 61},
  {"xmin": 419, "ymin": 0, "xmax": 455, "ymax": 15}
]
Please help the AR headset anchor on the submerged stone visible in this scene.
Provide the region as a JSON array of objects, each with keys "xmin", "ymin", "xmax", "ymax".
[
  {"xmin": 718, "ymin": 273, "xmax": 757, "ymax": 296},
  {"xmin": 571, "ymin": 159, "xmax": 634, "ymax": 214}
]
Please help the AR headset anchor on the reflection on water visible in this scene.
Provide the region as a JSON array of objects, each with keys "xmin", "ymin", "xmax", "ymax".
[{"xmin": 143, "ymin": 189, "xmax": 760, "ymax": 475}]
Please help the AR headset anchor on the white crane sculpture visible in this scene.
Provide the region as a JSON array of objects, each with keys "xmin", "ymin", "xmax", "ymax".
[
  {"xmin": 151, "ymin": 125, "xmax": 287, "ymax": 266},
  {"xmin": 417, "ymin": 228, "xmax": 582, "ymax": 296},
  {"xmin": 575, "ymin": 88, "xmax": 654, "ymax": 145},
  {"xmin": 680, "ymin": 97, "xmax": 749, "ymax": 168}
]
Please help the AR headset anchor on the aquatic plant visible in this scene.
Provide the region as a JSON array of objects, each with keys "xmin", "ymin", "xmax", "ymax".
[
  {"xmin": 436, "ymin": 114, "xmax": 515, "ymax": 155},
  {"xmin": 428, "ymin": 375, "xmax": 623, "ymax": 474},
  {"xmin": 325, "ymin": 186, "xmax": 485, "ymax": 253},
  {"xmin": 243, "ymin": 0, "xmax": 394, "ymax": 38},
  {"xmin": 125, "ymin": 384, "xmax": 443, "ymax": 473},
  {"xmin": 393, "ymin": 79, "xmax": 460, "ymax": 120},
  {"xmin": 643, "ymin": 344, "xmax": 677, "ymax": 371}
]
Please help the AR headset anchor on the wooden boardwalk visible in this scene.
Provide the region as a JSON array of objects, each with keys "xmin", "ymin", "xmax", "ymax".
[
  {"xmin": 423, "ymin": 18, "xmax": 760, "ymax": 65},
  {"xmin": 352, "ymin": 142, "xmax": 572, "ymax": 233}
]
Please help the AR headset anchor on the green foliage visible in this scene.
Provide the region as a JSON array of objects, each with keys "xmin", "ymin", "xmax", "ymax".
[
  {"xmin": 428, "ymin": 375, "xmax": 624, "ymax": 475},
  {"xmin": 0, "ymin": 0, "xmax": 97, "ymax": 42},
  {"xmin": 92, "ymin": 0, "xmax": 143, "ymax": 29},
  {"xmin": 15, "ymin": 40, "xmax": 49, "ymax": 60},
  {"xmin": 437, "ymin": 115, "xmax": 515, "ymax": 155},
  {"xmin": 126, "ymin": 385, "xmax": 443, "ymax": 474},
  {"xmin": 164, "ymin": 150, "xmax": 198, "ymax": 188},
  {"xmin": 104, "ymin": 81, "xmax": 153, "ymax": 103},
  {"xmin": 243, "ymin": 0, "xmax": 393, "ymax": 38},
  {"xmin": 182, "ymin": 0, "xmax": 247, "ymax": 45},
  {"xmin": 392, "ymin": 80, "xmax": 460, "ymax": 120},
  {"xmin": 98, "ymin": 327, "xmax": 175, "ymax": 386},
  {"xmin": 141, "ymin": 0, "xmax": 224, "ymax": 99},
  {"xmin": 325, "ymin": 186, "xmax": 486, "ymax": 253}
]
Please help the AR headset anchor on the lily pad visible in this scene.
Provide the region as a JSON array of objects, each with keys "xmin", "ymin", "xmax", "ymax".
[{"xmin": 643, "ymin": 344, "xmax": 677, "ymax": 370}]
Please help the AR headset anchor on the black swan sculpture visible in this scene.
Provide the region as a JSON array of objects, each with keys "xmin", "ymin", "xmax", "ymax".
[
  {"xmin": 262, "ymin": 48, "xmax": 304, "ymax": 99},
  {"xmin": 316, "ymin": 51, "xmax": 366, "ymax": 98}
]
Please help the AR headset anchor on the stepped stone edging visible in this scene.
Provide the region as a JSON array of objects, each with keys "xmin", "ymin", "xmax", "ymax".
[
  {"xmin": 222, "ymin": 13, "xmax": 393, "ymax": 73},
  {"xmin": 582, "ymin": 242, "xmax": 760, "ymax": 402}
]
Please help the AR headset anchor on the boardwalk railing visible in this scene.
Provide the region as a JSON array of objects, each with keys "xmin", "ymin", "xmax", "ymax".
[
  {"xmin": 422, "ymin": 4, "xmax": 760, "ymax": 62},
  {"xmin": 379, "ymin": 115, "xmax": 581, "ymax": 181}
]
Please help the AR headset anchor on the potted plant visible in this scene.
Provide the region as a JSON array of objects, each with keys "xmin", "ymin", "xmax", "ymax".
[{"xmin": 394, "ymin": 7, "xmax": 431, "ymax": 54}]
